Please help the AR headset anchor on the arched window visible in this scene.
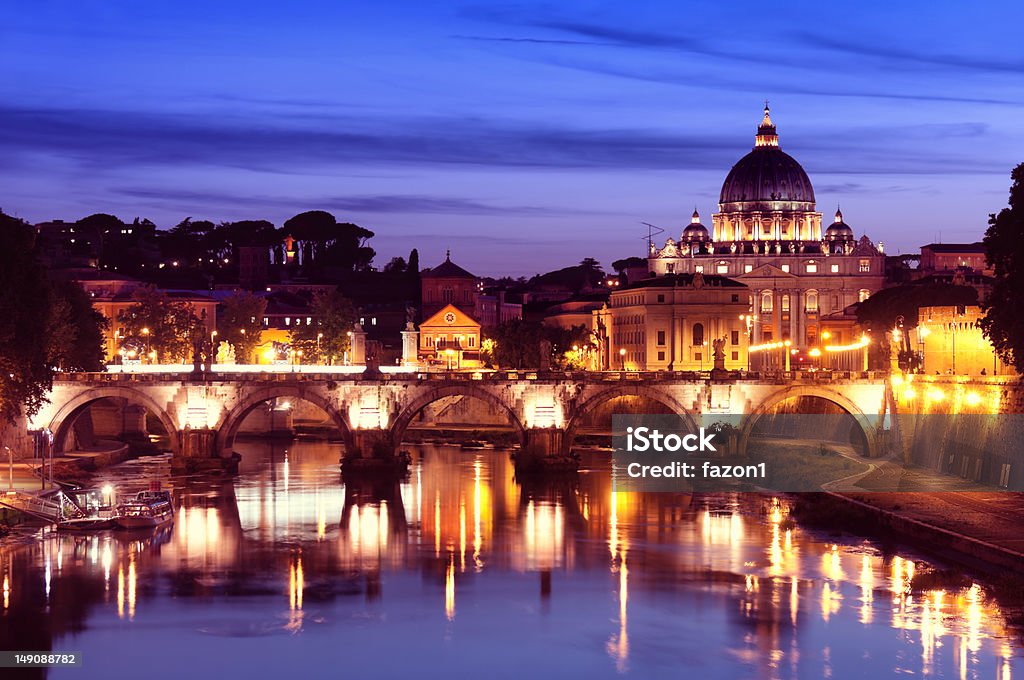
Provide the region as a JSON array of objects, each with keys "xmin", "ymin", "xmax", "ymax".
[
  {"xmin": 760, "ymin": 291, "xmax": 773, "ymax": 313},
  {"xmin": 781, "ymin": 295, "xmax": 790, "ymax": 312},
  {"xmin": 692, "ymin": 323, "xmax": 705, "ymax": 347},
  {"xmin": 806, "ymin": 290, "xmax": 819, "ymax": 312}
]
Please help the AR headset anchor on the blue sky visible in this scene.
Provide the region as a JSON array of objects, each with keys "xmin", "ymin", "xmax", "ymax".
[{"xmin": 2, "ymin": 1, "xmax": 1023, "ymax": 275}]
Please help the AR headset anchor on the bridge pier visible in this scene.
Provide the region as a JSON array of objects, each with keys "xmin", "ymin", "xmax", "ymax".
[
  {"xmin": 174, "ymin": 427, "xmax": 238, "ymax": 473},
  {"xmin": 515, "ymin": 428, "xmax": 577, "ymax": 474}
]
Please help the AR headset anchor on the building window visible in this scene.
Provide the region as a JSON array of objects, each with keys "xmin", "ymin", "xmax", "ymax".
[
  {"xmin": 717, "ymin": 262, "xmax": 728, "ymax": 274},
  {"xmin": 806, "ymin": 261, "xmax": 818, "ymax": 273},
  {"xmin": 657, "ymin": 330, "xmax": 666, "ymax": 346},
  {"xmin": 732, "ymin": 351, "xmax": 739, "ymax": 361},
  {"xmin": 694, "ymin": 265, "xmax": 704, "ymax": 273},
  {"xmin": 744, "ymin": 264, "xmax": 753, "ymax": 273},
  {"xmin": 443, "ymin": 287, "xmax": 453, "ymax": 302},
  {"xmin": 832, "ymin": 295, "xmax": 840, "ymax": 310},
  {"xmin": 695, "ymin": 352, "xmax": 703, "ymax": 361},
  {"xmin": 781, "ymin": 264, "xmax": 790, "ymax": 273},
  {"xmin": 426, "ymin": 336, "xmax": 434, "ymax": 347},
  {"xmin": 657, "ymin": 294, "xmax": 665, "ymax": 303},
  {"xmin": 657, "ymin": 351, "xmax": 665, "ymax": 361},
  {"xmin": 666, "ymin": 263, "xmax": 675, "ymax": 274},
  {"xmin": 806, "ymin": 290, "xmax": 819, "ymax": 312},
  {"xmin": 830, "ymin": 263, "xmax": 840, "ymax": 273},
  {"xmin": 859, "ymin": 259, "xmax": 871, "ymax": 273},
  {"xmin": 468, "ymin": 336, "xmax": 475, "ymax": 347},
  {"xmin": 858, "ymin": 289, "xmax": 871, "ymax": 302},
  {"xmin": 731, "ymin": 294, "xmax": 740, "ymax": 302},
  {"xmin": 781, "ymin": 295, "xmax": 790, "ymax": 312},
  {"xmin": 731, "ymin": 330, "xmax": 740, "ymax": 345},
  {"xmin": 760, "ymin": 291, "xmax": 773, "ymax": 313},
  {"xmin": 692, "ymin": 323, "xmax": 705, "ymax": 347}
]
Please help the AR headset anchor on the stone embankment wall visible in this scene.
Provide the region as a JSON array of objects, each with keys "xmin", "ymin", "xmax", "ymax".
[{"xmin": 893, "ymin": 376, "xmax": 1023, "ymax": 489}]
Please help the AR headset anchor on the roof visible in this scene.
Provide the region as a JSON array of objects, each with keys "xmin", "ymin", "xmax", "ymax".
[
  {"xmin": 622, "ymin": 273, "xmax": 747, "ymax": 290},
  {"xmin": 920, "ymin": 242, "xmax": 985, "ymax": 253},
  {"xmin": 422, "ymin": 251, "xmax": 476, "ymax": 279}
]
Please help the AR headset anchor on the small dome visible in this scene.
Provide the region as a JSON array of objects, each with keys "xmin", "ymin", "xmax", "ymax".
[
  {"xmin": 824, "ymin": 206, "xmax": 854, "ymax": 240},
  {"xmin": 682, "ymin": 208, "xmax": 710, "ymax": 241}
]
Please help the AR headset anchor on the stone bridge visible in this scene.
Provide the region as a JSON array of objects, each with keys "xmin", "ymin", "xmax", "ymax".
[{"xmin": 29, "ymin": 370, "xmax": 891, "ymax": 468}]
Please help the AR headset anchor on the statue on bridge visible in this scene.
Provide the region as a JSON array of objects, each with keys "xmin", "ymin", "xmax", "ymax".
[{"xmin": 711, "ymin": 336, "xmax": 727, "ymax": 372}]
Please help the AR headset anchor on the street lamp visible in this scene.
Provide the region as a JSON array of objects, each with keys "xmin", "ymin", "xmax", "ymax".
[
  {"xmin": 141, "ymin": 327, "xmax": 150, "ymax": 362},
  {"xmin": 619, "ymin": 347, "xmax": 626, "ymax": 371},
  {"xmin": 445, "ymin": 347, "xmax": 455, "ymax": 371}
]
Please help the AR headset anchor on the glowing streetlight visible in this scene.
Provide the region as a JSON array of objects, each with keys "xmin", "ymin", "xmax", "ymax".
[
  {"xmin": 619, "ymin": 347, "xmax": 626, "ymax": 371},
  {"xmin": 445, "ymin": 347, "xmax": 455, "ymax": 371}
]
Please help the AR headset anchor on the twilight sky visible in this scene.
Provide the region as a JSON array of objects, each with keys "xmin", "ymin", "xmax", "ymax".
[{"xmin": 2, "ymin": 1, "xmax": 1023, "ymax": 276}]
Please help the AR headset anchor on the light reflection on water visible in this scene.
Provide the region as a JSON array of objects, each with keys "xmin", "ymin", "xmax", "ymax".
[{"xmin": 0, "ymin": 440, "xmax": 1020, "ymax": 679}]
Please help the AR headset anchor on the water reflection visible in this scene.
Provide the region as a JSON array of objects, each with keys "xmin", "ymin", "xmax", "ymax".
[{"xmin": 0, "ymin": 441, "xmax": 1020, "ymax": 679}]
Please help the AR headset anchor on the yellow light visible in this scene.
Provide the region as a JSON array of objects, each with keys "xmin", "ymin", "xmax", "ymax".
[
  {"xmin": 784, "ymin": 340, "xmax": 792, "ymax": 347},
  {"xmin": 821, "ymin": 331, "xmax": 831, "ymax": 340},
  {"xmin": 891, "ymin": 375, "xmax": 903, "ymax": 387},
  {"xmin": 927, "ymin": 388, "xmax": 945, "ymax": 402},
  {"xmin": 141, "ymin": 327, "xmax": 149, "ymax": 335},
  {"xmin": 965, "ymin": 392, "xmax": 982, "ymax": 407},
  {"xmin": 808, "ymin": 348, "xmax": 821, "ymax": 357},
  {"xmin": 904, "ymin": 387, "xmax": 916, "ymax": 400},
  {"xmin": 263, "ymin": 348, "xmax": 276, "ymax": 362},
  {"xmin": 918, "ymin": 326, "xmax": 931, "ymax": 338}
]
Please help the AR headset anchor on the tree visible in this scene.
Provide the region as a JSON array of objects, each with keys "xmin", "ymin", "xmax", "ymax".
[
  {"xmin": 383, "ymin": 256, "xmax": 407, "ymax": 273},
  {"xmin": 0, "ymin": 213, "xmax": 56, "ymax": 423},
  {"xmin": 981, "ymin": 163, "xmax": 1024, "ymax": 373},
  {"xmin": 117, "ymin": 286, "xmax": 201, "ymax": 362},
  {"xmin": 290, "ymin": 289, "xmax": 356, "ymax": 364},
  {"xmin": 48, "ymin": 281, "xmax": 107, "ymax": 372},
  {"xmin": 612, "ymin": 256, "xmax": 646, "ymax": 274},
  {"xmin": 217, "ymin": 291, "xmax": 267, "ymax": 363},
  {"xmin": 485, "ymin": 320, "xmax": 590, "ymax": 369},
  {"xmin": 282, "ymin": 210, "xmax": 376, "ymax": 271}
]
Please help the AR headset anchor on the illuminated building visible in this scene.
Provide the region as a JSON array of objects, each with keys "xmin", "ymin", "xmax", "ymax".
[
  {"xmin": 418, "ymin": 304, "xmax": 482, "ymax": 368},
  {"xmin": 592, "ymin": 272, "xmax": 749, "ymax": 371},
  {"xmin": 647, "ymin": 106, "xmax": 886, "ymax": 349},
  {"xmin": 916, "ymin": 305, "xmax": 1007, "ymax": 375}
]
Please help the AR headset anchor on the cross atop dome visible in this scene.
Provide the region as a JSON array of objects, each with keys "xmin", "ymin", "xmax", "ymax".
[{"xmin": 755, "ymin": 103, "xmax": 779, "ymax": 148}]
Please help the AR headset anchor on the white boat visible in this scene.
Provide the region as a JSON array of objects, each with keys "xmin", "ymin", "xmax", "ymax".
[{"xmin": 115, "ymin": 490, "xmax": 174, "ymax": 529}]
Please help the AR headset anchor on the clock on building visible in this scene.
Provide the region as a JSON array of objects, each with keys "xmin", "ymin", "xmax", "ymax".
[{"xmin": 444, "ymin": 312, "xmax": 456, "ymax": 324}]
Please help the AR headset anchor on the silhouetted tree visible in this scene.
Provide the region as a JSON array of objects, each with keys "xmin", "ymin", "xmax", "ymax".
[
  {"xmin": 981, "ymin": 162, "xmax": 1024, "ymax": 372},
  {"xmin": 383, "ymin": 256, "xmax": 407, "ymax": 273},
  {"xmin": 0, "ymin": 213, "xmax": 56, "ymax": 423},
  {"xmin": 282, "ymin": 210, "xmax": 375, "ymax": 271}
]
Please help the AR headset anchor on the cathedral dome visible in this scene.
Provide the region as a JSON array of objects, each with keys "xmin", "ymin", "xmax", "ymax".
[
  {"xmin": 682, "ymin": 208, "xmax": 710, "ymax": 241},
  {"xmin": 718, "ymin": 106, "xmax": 816, "ymax": 211}
]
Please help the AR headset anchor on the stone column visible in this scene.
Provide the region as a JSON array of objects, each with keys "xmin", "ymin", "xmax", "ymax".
[
  {"xmin": 350, "ymin": 323, "xmax": 367, "ymax": 365},
  {"xmin": 401, "ymin": 323, "xmax": 420, "ymax": 368},
  {"xmin": 789, "ymin": 290, "xmax": 798, "ymax": 344}
]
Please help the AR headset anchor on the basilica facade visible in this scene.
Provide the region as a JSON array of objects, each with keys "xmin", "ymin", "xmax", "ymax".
[{"xmin": 647, "ymin": 106, "xmax": 886, "ymax": 349}]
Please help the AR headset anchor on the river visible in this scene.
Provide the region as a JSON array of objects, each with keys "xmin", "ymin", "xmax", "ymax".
[{"xmin": 0, "ymin": 440, "xmax": 1021, "ymax": 679}]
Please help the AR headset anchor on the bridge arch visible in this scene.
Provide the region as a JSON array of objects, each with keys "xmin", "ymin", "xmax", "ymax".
[
  {"xmin": 563, "ymin": 384, "xmax": 698, "ymax": 451},
  {"xmin": 390, "ymin": 383, "xmax": 526, "ymax": 449},
  {"xmin": 738, "ymin": 385, "xmax": 878, "ymax": 458},
  {"xmin": 215, "ymin": 385, "xmax": 353, "ymax": 455},
  {"xmin": 47, "ymin": 386, "xmax": 181, "ymax": 456}
]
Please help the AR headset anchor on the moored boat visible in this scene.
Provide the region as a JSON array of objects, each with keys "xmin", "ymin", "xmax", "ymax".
[
  {"xmin": 115, "ymin": 489, "xmax": 174, "ymax": 529},
  {"xmin": 56, "ymin": 486, "xmax": 118, "ymax": 531}
]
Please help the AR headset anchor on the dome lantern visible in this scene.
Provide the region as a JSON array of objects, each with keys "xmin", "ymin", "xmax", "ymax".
[{"xmin": 755, "ymin": 103, "xmax": 779, "ymax": 148}]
